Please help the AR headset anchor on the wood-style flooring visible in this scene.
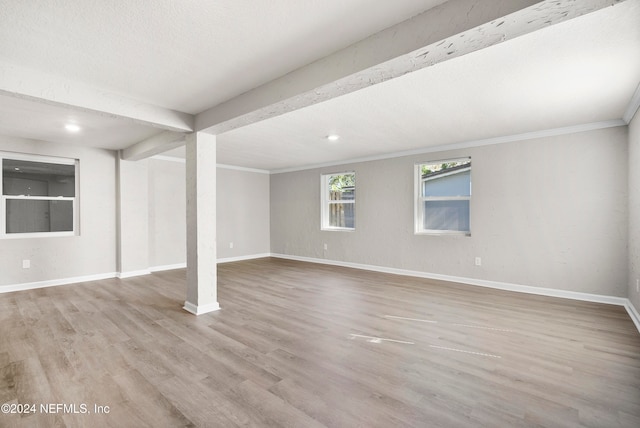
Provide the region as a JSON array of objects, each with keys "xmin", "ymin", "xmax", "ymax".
[{"xmin": 1, "ymin": 257, "xmax": 639, "ymax": 427}]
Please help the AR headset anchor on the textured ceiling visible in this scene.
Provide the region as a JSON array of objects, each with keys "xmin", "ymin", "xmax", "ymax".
[
  {"xmin": 0, "ymin": 0, "xmax": 445, "ymax": 113},
  {"xmin": 214, "ymin": 0, "xmax": 640, "ymax": 171},
  {"xmin": 0, "ymin": 1, "xmax": 638, "ymax": 171},
  {"xmin": 0, "ymin": 94, "xmax": 159, "ymax": 149}
]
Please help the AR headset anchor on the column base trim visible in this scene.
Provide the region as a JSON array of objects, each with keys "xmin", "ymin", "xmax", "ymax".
[{"xmin": 183, "ymin": 301, "xmax": 221, "ymax": 315}]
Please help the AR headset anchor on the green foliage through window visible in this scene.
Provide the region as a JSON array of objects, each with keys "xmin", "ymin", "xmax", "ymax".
[
  {"xmin": 328, "ymin": 173, "xmax": 355, "ymax": 192},
  {"xmin": 323, "ymin": 172, "xmax": 355, "ymax": 230},
  {"xmin": 421, "ymin": 160, "xmax": 470, "ymax": 177}
]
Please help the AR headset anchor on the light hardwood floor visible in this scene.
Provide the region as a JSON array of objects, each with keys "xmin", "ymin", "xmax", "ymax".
[{"xmin": 1, "ymin": 257, "xmax": 639, "ymax": 427}]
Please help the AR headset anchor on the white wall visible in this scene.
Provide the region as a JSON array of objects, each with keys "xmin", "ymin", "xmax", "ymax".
[
  {"xmin": 271, "ymin": 127, "xmax": 629, "ymax": 297},
  {"xmin": 629, "ymin": 113, "xmax": 640, "ymax": 310},
  {"xmin": 0, "ymin": 135, "xmax": 118, "ymax": 287}
]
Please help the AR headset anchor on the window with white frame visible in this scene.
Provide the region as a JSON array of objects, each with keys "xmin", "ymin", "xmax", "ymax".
[
  {"xmin": 1, "ymin": 153, "xmax": 78, "ymax": 238},
  {"xmin": 321, "ymin": 172, "xmax": 355, "ymax": 230},
  {"xmin": 415, "ymin": 158, "xmax": 471, "ymax": 235}
]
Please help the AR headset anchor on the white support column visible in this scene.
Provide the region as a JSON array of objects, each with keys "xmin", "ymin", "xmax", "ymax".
[{"xmin": 184, "ymin": 132, "xmax": 220, "ymax": 315}]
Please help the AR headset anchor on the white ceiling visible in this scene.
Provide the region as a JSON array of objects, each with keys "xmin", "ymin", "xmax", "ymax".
[
  {"xmin": 215, "ymin": 1, "xmax": 640, "ymax": 171},
  {"xmin": 0, "ymin": 0, "xmax": 445, "ymax": 113},
  {"xmin": 0, "ymin": 1, "xmax": 638, "ymax": 170},
  {"xmin": 0, "ymin": 94, "xmax": 160, "ymax": 148}
]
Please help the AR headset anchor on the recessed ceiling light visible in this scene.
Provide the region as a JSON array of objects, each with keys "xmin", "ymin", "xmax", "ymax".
[
  {"xmin": 65, "ymin": 124, "xmax": 81, "ymax": 132},
  {"xmin": 327, "ymin": 134, "xmax": 340, "ymax": 142}
]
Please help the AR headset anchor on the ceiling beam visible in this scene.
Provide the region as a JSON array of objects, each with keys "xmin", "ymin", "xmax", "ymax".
[
  {"xmin": 120, "ymin": 131, "xmax": 185, "ymax": 161},
  {"xmin": 623, "ymin": 81, "xmax": 640, "ymax": 124},
  {"xmin": 0, "ymin": 61, "xmax": 194, "ymax": 133},
  {"xmin": 196, "ymin": 0, "xmax": 624, "ymax": 135}
]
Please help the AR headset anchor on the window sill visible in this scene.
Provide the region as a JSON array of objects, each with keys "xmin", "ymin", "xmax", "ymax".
[
  {"xmin": 415, "ymin": 230, "xmax": 471, "ymax": 237},
  {"xmin": 321, "ymin": 227, "xmax": 355, "ymax": 232},
  {"xmin": 1, "ymin": 231, "xmax": 76, "ymax": 239}
]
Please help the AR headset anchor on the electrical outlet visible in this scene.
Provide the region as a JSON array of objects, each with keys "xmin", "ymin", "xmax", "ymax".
[
  {"xmin": 22, "ymin": 260, "xmax": 30, "ymax": 269},
  {"xmin": 229, "ymin": 242, "xmax": 234, "ymax": 249},
  {"xmin": 323, "ymin": 243, "xmax": 328, "ymax": 250},
  {"xmin": 475, "ymin": 257, "xmax": 482, "ymax": 266}
]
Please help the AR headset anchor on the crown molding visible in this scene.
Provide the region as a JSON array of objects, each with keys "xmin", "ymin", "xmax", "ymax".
[
  {"xmin": 271, "ymin": 119, "xmax": 626, "ymax": 175},
  {"xmin": 149, "ymin": 155, "xmax": 270, "ymax": 174},
  {"xmin": 153, "ymin": 116, "xmax": 630, "ymax": 175},
  {"xmin": 154, "ymin": 80, "xmax": 640, "ymax": 176},
  {"xmin": 216, "ymin": 164, "xmax": 270, "ymax": 174},
  {"xmin": 151, "ymin": 155, "xmax": 185, "ymax": 163}
]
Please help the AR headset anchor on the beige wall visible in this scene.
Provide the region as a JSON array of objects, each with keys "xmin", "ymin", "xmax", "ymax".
[
  {"xmin": 147, "ymin": 160, "xmax": 271, "ymax": 267},
  {"xmin": 118, "ymin": 158, "xmax": 149, "ymax": 274},
  {"xmin": 271, "ymin": 127, "xmax": 629, "ymax": 297},
  {"xmin": 217, "ymin": 167, "xmax": 270, "ymax": 259},
  {"xmin": 0, "ymin": 125, "xmax": 634, "ymax": 306},
  {"xmin": 629, "ymin": 113, "xmax": 640, "ymax": 310},
  {"xmin": 148, "ymin": 159, "xmax": 186, "ymax": 268},
  {"xmin": 0, "ymin": 141, "xmax": 271, "ymax": 288},
  {"xmin": 0, "ymin": 135, "xmax": 118, "ymax": 287}
]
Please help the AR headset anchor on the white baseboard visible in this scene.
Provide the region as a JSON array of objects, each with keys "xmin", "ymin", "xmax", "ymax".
[
  {"xmin": 3, "ymin": 254, "xmax": 637, "ymax": 334},
  {"xmin": 150, "ymin": 254, "xmax": 269, "ymax": 270},
  {"xmin": 149, "ymin": 262, "xmax": 187, "ymax": 272},
  {"xmin": 271, "ymin": 253, "xmax": 639, "ymax": 332},
  {"xmin": 0, "ymin": 272, "xmax": 118, "ymax": 294},
  {"xmin": 183, "ymin": 300, "xmax": 221, "ymax": 315},
  {"xmin": 625, "ymin": 300, "xmax": 640, "ymax": 334},
  {"xmin": 217, "ymin": 253, "xmax": 272, "ymax": 264},
  {"xmin": 0, "ymin": 254, "xmax": 268, "ymax": 294},
  {"xmin": 149, "ymin": 255, "xmax": 269, "ymax": 273},
  {"xmin": 117, "ymin": 269, "xmax": 152, "ymax": 279}
]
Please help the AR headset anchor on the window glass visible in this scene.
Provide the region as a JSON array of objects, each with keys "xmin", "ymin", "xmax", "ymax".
[
  {"xmin": 328, "ymin": 202, "xmax": 355, "ymax": 229},
  {"xmin": 1, "ymin": 154, "xmax": 77, "ymax": 237},
  {"xmin": 416, "ymin": 159, "xmax": 471, "ymax": 235},
  {"xmin": 322, "ymin": 172, "xmax": 355, "ymax": 230},
  {"xmin": 422, "ymin": 200, "xmax": 470, "ymax": 231},
  {"xmin": 3, "ymin": 159, "xmax": 75, "ymax": 197},
  {"xmin": 6, "ymin": 200, "xmax": 74, "ymax": 233}
]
